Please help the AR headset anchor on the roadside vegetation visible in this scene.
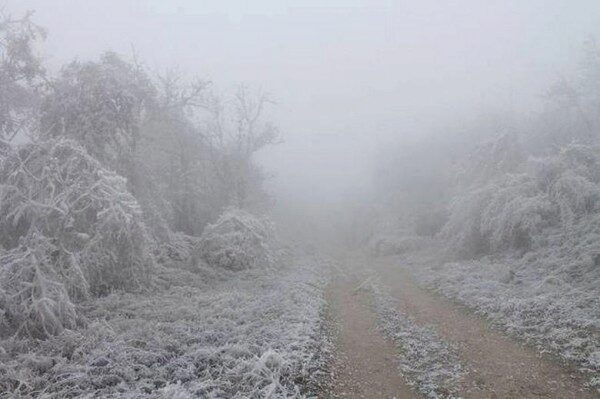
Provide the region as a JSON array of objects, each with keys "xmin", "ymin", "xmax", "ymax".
[
  {"xmin": 0, "ymin": 11, "xmax": 329, "ymax": 398},
  {"xmin": 367, "ymin": 40, "xmax": 600, "ymax": 388}
]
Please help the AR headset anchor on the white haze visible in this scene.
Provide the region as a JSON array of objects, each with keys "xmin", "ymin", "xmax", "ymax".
[
  {"xmin": 2, "ymin": 3, "xmax": 600, "ymax": 397},
  {"xmin": 6, "ymin": 0, "xmax": 600, "ymax": 204}
]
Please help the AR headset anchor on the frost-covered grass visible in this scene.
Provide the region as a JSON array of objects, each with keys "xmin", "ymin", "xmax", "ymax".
[
  {"xmin": 366, "ymin": 280, "xmax": 463, "ymax": 399},
  {"xmin": 0, "ymin": 254, "xmax": 330, "ymax": 398},
  {"xmin": 403, "ymin": 244, "xmax": 600, "ymax": 387}
]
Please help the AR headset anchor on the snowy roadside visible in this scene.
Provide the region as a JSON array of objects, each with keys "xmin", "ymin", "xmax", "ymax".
[
  {"xmin": 403, "ymin": 250, "xmax": 600, "ymax": 389},
  {"xmin": 366, "ymin": 280, "xmax": 464, "ymax": 399},
  {"xmin": 0, "ymin": 254, "xmax": 331, "ymax": 398}
]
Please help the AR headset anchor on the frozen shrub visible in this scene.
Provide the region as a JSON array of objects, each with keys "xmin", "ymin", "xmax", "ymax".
[
  {"xmin": 533, "ymin": 145, "xmax": 600, "ymax": 229},
  {"xmin": 457, "ymin": 133, "xmax": 525, "ymax": 187},
  {"xmin": 559, "ymin": 144, "xmax": 600, "ymax": 182},
  {"xmin": 195, "ymin": 208, "xmax": 274, "ymax": 271},
  {"xmin": 550, "ymin": 172, "xmax": 600, "ymax": 228},
  {"xmin": 443, "ymin": 144, "xmax": 600, "ymax": 258},
  {"xmin": 480, "ymin": 174, "xmax": 553, "ymax": 253},
  {"xmin": 442, "ymin": 174, "xmax": 554, "ymax": 257},
  {"xmin": 40, "ymin": 52, "xmax": 154, "ymax": 168},
  {"xmin": 440, "ymin": 186, "xmax": 492, "ymax": 258},
  {"xmin": 0, "ymin": 138, "xmax": 154, "ymax": 337},
  {"xmin": 0, "ymin": 233, "xmax": 78, "ymax": 337},
  {"xmin": 155, "ymin": 231, "xmax": 197, "ymax": 264}
]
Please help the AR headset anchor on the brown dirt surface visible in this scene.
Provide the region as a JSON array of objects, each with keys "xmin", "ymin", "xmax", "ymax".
[
  {"xmin": 326, "ymin": 273, "xmax": 420, "ymax": 399},
  {"xmin": 372, "ymin": 256, "xmax": 599, "ymax": 399}
]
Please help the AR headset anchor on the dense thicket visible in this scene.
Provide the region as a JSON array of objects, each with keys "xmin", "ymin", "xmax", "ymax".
[
  {"xmin": 0, "ymin": 138, "xmax": 153, "ymax": 337},
  {"xmin": 0, "ymin": 12, "xmax": 277, "ymax": 338}
]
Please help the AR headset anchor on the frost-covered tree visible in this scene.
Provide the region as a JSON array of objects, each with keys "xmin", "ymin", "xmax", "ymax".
[
  {"xmin": 0, "ymin": 8, "xmax": 281, "ymax": 344},
  {"xmin": 201, "ymin": 85, "xmax": 279, "ymax": 210},
  {"xmin": 40, "ymin": 54, "xmax": 277, "ymax": 237},
  {"xmin": 533, "ymin": 38, "xmax": 600, "ymax": 151},
  {"xmin": 40, "ymin": 52, "xmax": 155, "ymax": 170},
  {"xmin": 457, "ymin": 133, "xmax": 525, "ymax": 188},
  {"xmin": 137, "ymin": 72, "xmax": 215, "ymax": 236},
  {"xmin": 0, "ymin": 139, "xmax": 154, "ymax": 337},
  {"xmin": 0, "ymin": 11, "xmax": 45, "ymax": 143}
]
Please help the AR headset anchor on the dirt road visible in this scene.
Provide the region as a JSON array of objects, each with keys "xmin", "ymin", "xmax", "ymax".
[
  {"xmin": 326, "ymin": 275, "xmax": 420, "ymax": 399},
  {"xmin": 326, "ymin": 255, "xmax": 598, "ymax": 399}
]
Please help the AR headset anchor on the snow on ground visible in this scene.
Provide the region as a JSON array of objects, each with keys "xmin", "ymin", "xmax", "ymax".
[
  {"xmin": 0, "ymin": 254, "xmax": 330, "ymax": 398},
  {"xmin": 366, "ymin": 280, "xmax": 464, "ymax": 399},
  {"xmin": 402, "ymin": 247, "xmax": 600, "ymax": 389}
]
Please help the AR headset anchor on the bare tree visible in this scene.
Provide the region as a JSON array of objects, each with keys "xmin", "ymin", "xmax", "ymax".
[{"xmin": 202, "ymin": 85, "xmax": 279, "ymax": 209}]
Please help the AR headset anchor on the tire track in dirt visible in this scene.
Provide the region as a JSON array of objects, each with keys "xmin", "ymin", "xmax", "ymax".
[
  {"xmin": 326, "ymin": 273, "xmax": 421, "ymax": 399},
  {"xmin": 372, "ymin": 256, "xmax": 598, "ymax": 399}
]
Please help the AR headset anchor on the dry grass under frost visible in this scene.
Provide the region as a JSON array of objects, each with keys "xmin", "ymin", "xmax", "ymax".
[{"xmin": 0, "ymin": 254, "xmax": 330, "ymax": 398}]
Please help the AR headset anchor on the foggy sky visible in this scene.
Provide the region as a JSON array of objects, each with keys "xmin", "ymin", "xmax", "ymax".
[{"xmin": 5, "ymin": 0, "xmax": 600, "ymax": 203}]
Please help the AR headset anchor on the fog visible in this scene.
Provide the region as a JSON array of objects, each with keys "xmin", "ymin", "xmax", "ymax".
[
  {"xmin": 7, "ymin": 0, "xmax": 600, "ymax": 204},
  {"xmin": 2, "ymin": 2, "xmax": 600, "ymax": 397}
]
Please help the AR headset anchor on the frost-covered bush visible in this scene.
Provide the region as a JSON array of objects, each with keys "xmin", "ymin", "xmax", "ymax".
[
  {"xmin": 40, "ymin": 52, "xmax": 154, "ymax": 168},
  {"xmin": 0, "ymin": 138, "xmax": 154, "ymax": 337},
  {"xmin": 550, "ymin": 171, "xmax": 600, "ymax": 228},
  {"xmin": 532, "ymin": 145, "xmax": 600, "ymax": 229},
  {"xmin": 155, "ymin": 231, "xmax": 197, "ymax": 264},
  {"xmin": 456, "ymin": 133, "xmax": 525, "ymax": 187},
  {"xmin": 480, "ymin": 174, "xmax": 553, "ymax": 253},
  {"xmin": 442, "ymin": 143, "xmax": 600, "ymax": 258},
  {"xmin": 440, "ymin": 186, "xmax": 493, "ymax": 258},
  {"xmin": 442, "ymin": 174, "xmax": 554, "ymax": 257},
  {"xmin": 195, "ymin": 208, "xmax": 275, "ymax": 271},
  {"xmin": 0, "ymin": 233, "xmax": 78, "ymax": 337}
]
